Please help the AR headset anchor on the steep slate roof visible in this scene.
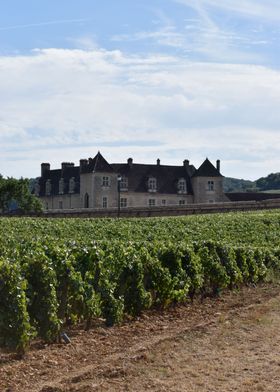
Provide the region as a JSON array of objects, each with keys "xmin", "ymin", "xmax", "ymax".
[
  {"xmin": 192, "ymin": 158, "xmax": 222, "ymax": 178},
  {"xmin": 38, "ymin": 166, "xmax": 80, "ymax": 196},
  {"xmin": 81, "ymin": 151, "xmax": 115, "ymax": 174},
  {"xmin": 111, "ymin": 162, "xmax": 196, "ymax": 194},
  {"xmin": 38, "ymin": 152, "xmax": 223, "ymax": 197}
]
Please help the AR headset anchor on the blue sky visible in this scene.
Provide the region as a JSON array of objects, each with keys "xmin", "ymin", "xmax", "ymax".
[{"xmin": 0, "ymin": 0, "xmax": 280, "ymax": 179}]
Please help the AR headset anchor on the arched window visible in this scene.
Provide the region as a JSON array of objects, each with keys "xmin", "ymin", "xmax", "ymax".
[
  {"xmin": 45, "ymin": 179, "xmax": 52, "ymax": 196},
  {"xmin": 69, "ymin": 177, "xmax": 75, "ymax": 193},
  {"xmin": 84, "ymin": 193, "xmax": 89, "ymax": 208},
  {"xmin": 59, "ymin": 178, "xmax": 64, "ymax": 195},
  {"xmin": 177, "ymin": 178, "xmax": 187, "ymax": 194},
  {"xmin": 148, "ymin": 177, "xmax": 157, "ymax": 192}
]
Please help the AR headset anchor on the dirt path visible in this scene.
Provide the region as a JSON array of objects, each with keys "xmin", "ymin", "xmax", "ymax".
[{"xmin": 1, "ymin": 284, "xmax": 280, "ymax": 392}]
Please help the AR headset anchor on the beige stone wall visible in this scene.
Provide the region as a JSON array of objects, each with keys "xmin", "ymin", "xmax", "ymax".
[
  {"xmin": 41, "ymin": 194, "xmax": 80, "ymax": 210},
  {"xmin": 192, "ymin": 176, "xmax": 228, "ymax": 204},
  {"xmin": 80, "ymin": 172, "xmax": 94, "ymax": 208},
  {"xmin": 91, "ymin": 173, "xmax": 119, "ymax": 208},
  {"xmin": 118, "ymin": 191, "xmax": 194, "ymax": 208}
]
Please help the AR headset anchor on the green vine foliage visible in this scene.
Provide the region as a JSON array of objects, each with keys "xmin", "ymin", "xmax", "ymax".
[
  {"xmin": 0, "ymin": 258, "xmax": 31, "ymax": 352},
  {"xmin": 1, "ymin": 211, "xmax": 280, "ymax": 352},
  {"xmin": 22, "ymin": 251, "xmax": 60, "ymax": 342}
]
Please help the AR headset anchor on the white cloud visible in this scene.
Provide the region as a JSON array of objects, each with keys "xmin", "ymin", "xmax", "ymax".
[
  {"xmin": 0, "ymin": 48, "xmax": 280, "ymax": 179},
  {"xmin": 175, "ymin": 0, "xmax": 280, "ymax": 22}
]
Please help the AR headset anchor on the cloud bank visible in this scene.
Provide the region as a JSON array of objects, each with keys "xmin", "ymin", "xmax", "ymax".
[{"xmin": 0, "ymin": 47, "xmax": 280, "ymax": 179}]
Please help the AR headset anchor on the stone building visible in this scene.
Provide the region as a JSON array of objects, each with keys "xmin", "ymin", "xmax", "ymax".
[{"xmin": 35, "ymin": 152, "xmax": 228, "ymax": 210}]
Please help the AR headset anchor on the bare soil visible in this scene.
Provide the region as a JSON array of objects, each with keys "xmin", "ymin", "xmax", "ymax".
[{"xmin": 1, "ymin": 283, "xmax": 280, "ymax": 392}]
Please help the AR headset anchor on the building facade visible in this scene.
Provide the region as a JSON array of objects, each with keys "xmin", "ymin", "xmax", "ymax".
[{"xmin": 35, "ymin": 152, "xmax": 228, "ymax": 210}]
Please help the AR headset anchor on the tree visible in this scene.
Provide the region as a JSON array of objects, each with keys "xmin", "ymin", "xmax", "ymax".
[{"xmin": 0, "ymin": 176, "xmax": 42, "ymax": 213}]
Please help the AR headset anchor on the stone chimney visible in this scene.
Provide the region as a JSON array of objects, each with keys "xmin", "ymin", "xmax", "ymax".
[
  {"xmin": 157, "ymin": 158, "xmax": 160, "ymax": 166},
  {"xmin": 41, "ymin": 163, "xmax": 50, "ymax": 177},
  {"xmin": 127, "ymin": 158, "xmax": 133, "ymax": 168},
  {"xmin": 216, "ymin": 159, "xmax": 220, "ymax": 173},
  {"xmin": 183, "ymin": 159, "xmax": 189, "ymax": 168},
  {"xmin": 61, "ymin": 162, "xmax": 73, "ymax": 170},
  {"xmin": 61, "ymin": 162, "xmax": 74, "ymax": 176}
]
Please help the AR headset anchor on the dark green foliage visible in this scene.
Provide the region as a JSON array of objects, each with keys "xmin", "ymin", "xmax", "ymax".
[
  {"xmin": 199, "ymin": 242, "xmax": 230, "ymax": 295},
  {"xmin": 0, "ymin": 176, "xmax": 42, "ymax": 213},
  {"xmin": 1, "ymin": 210, "xmax": 280, "ymax": 352},
  {"xmin": 0, "ymin": 259, "xmax": 31, "ymax": 352},
  {"xmin": 22, "ymin": 252, "xmax": 60, "ymax": 342}
]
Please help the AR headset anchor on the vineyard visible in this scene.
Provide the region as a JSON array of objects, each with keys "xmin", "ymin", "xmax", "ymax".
[{"xmin": 1, "ymin": 210, "xmax": 280, "ymax": 353}]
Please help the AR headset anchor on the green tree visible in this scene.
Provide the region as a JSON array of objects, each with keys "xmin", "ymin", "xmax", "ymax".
[{"xmin": 0, "ymin": 176, "xmax": 42, "ymax": 213}]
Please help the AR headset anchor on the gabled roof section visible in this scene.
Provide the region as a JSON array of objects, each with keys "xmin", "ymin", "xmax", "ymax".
[
  {"xmin": 111, "ymin": 162, "xmax": 195, "ymax": 194},
  {"xmin": 38, "ymin": 166, "xmax": 80, "ymax": 196},
  {"xmin": 82, "ymin": 151, "xmax": 115, "ymax": 173},
  {"xmin": 192, "ymin": 158, "xmax": 222, "ymax": 178}
]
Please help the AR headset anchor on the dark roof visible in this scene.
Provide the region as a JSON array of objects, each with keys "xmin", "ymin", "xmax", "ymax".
[
  {"xmin": 38, "ymin": 166, "xmax": 80, "ymax": 196},
  {"xmin": 111, "ymin": 163, "xmax": 195, "ymax": 194},
  {"xmin": 81, "ymin": 151, "xmax": 115, "ymax": 174},
  {"xmin": 37, "ymin": 152, "xmax": 224, "ymax": 197},
  {"xmin": 192, "ymin": 158, "xmax": 222, "ymax": 178},
  {"xmin": 226, "ymin": 192, "xmax": 280, "ymax": 202}
]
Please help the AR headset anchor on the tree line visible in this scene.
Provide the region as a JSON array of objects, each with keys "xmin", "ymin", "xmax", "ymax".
[{"xmin": 0, "ymin": 175, "xmax": 42, "ymax": 213}]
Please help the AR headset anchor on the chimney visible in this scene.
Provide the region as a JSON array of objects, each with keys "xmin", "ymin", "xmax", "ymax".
[
  {"xmin": 61, "ymin": 162, "xmax": 73, "ymax": 170},
  {"xmin": 216, "ymin": 159, "xmax": 220, "ymax": 173},
  {"xmin": 127, "ymin": 157, "xmax": 133, "ymax": 168},
  {"xmin": 157, "ymin": 158, "xmax": 160, "ymax": 166},
  {"xmin": 183, "ymin": 159, "xmax": 189, "ymax": 168},
  {"xmin": 41, "ymin": 163, "xmax": 50, "ymax": 177},
  {"xmin": 80, "ymin": 159, "xmax": 88, "ymax": 167}
]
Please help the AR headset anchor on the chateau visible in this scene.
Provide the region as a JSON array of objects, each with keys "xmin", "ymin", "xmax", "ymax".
[{"xmin": 35, "ymin": 152, "xmax": 228, "ymax": 210}]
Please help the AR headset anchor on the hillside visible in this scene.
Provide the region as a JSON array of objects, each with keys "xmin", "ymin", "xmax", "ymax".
[{"xmin": 224, "ymin": 172, "xmax": 280, "ymax": 193}]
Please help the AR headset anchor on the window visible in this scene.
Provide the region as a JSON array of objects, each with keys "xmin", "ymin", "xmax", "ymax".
[
  {"xmin": 120, "ymin": 198, "xmax": 127, "ymax": 208},
  {"xmin": 59, "ymin": 201, "xmax": 63, "ymax": 209},
  {"xmin": 45, "ymin": 202, "xmax": 49, "ymax": 210},
  {"xmin": 209, "ymin": 199, "xmax": 214, "ymax": 203},
  {"xmin": 149, "ymin": 199, "xmax": 156, "ymax": 207},
  {"xmin": 148, "ymin": 177, "xmax": 157, "ymax": 192},
  {"xmin": 34, "ymin": 181, "xmax": 40, "ymax": 196},
  {"xmin": 45, "ymin": 179, "xmax": 52, "ymax": 196},
  {"xmin": 178, "ymin": 178, "xmax": 187, "ymax": 194},
  {"xmin": 59, "ymin": 178, "xmax": 64, "ymax": 195},
  {"xmin": 179, "ymin": 200, "xmax": 185, "ymax": 205},
  {"xmin": 102, "ymin": 197, "xmax": 108, "ymax": 208},
  {"xmin": 161, "ymin": 199, "xmax": 166, "ymax": 206},
  {"xmin": 69, "ymin": 177, "xmax": 75, "ymax": 193},
  {"xmin": 102, "ymin": 176, "xmax": 110, "ymax": 187},
  {"xmin": 120, "ymin": 176, "xmax": 128, "ymax": 190},
  {"xmin": 208, "ymin": 180, "xmax": 214, "ymax": 191}
]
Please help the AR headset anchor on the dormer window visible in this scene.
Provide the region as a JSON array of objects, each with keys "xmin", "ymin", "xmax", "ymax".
[
  {"xmin": 34, "ymin": 181, "xmax": 40, "ymax": 196},
  {"xmin": 59, "ymin": 178, "xmax": 64, "ymax": 195},
  {"xmin": 45, "ymin": 179, "xmax": 52, "ymax": 196},
  {"xmin": 148, "ymin": 177, "xmax": 157, "ymax": 192},
  {"xmin": 120, "ymin": 176, "xmax": 128, "ymax": 191},
  {"xmin": 177, "ymin": 178, "xmax": 187, "ymax": 194},
  {"xmin": 69, "ymin": 177, "xmax": 75, "ymax": 193}
]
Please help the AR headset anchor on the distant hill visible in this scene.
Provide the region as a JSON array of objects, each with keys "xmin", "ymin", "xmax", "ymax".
[
  {"xmin": 255, "ymin": 173, "xmax": 280, "ymax": 192},
  {"xmin": 223, "ymin": 177, "xmax": 256, "ymax": 193},
  {"xmin": 224, "ymin": 172, "xmax": 280, "ymax": 193}
]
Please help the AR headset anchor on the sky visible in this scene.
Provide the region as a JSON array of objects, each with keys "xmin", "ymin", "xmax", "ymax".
[{"xmin": 0, "ymin": 1, "xmax": 280, "ymax": 180}]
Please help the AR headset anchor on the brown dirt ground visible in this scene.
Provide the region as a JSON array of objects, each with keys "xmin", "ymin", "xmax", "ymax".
[{"xmin": 1, "ymin": 283, "xmax": 280, "ymax": 392}]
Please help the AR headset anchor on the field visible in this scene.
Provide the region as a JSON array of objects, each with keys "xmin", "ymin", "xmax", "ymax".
[{"xmin": 1, "ymin": 210, "xmax": 280, "ymax": 390}]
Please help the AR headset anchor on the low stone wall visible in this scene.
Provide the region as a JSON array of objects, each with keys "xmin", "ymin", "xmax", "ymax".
[{"xmin": 3, "ymin": 198, "xmax": 280, "ymax": 218}]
